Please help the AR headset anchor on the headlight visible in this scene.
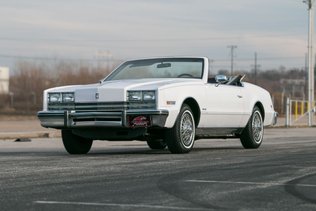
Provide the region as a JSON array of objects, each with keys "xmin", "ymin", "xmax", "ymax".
[
  {"xmin": 48, "ymin": 93, "xmax": 61, "ymax": 103},
  {"xmin": 128, "ymin": 91, "xmax": 142, "ymax": 101},
  {"xmin": 127, "ymin": 91, "xmax": 156, "ymax": 102},
  {"xmin": 48, "ymin": 92, "xmax": 75, "ymax": 103},
  {"xmin": 143, "ymin": 91, "xmax": 155, "ymax": 101},
  {"xmin": 62, "ymin": 93, "xmax": 75, "ymax": 103}
]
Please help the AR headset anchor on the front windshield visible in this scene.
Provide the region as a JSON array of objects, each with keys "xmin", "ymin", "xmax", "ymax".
[{"xmin": 106, "ymin": 58, "xmax": 204, "ymax": 81}]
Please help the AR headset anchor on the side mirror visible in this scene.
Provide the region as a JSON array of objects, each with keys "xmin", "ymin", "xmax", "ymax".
[{"xmin": 215, "ymin": 75, "xmax": 228, "ymax": 84}]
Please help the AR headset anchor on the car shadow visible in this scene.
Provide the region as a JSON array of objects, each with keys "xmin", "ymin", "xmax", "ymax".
[{"xmin": 0, "ymin": 146, "xmax": 244, "ymax": 157}]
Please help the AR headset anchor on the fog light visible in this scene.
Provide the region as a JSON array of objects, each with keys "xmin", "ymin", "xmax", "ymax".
[{"xmin": 128, "ymin": 115, "xmax": 151, "ymax": 127}]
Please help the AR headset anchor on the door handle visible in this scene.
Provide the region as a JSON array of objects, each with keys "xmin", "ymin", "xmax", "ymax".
[{"xmin": 237, "ymin": 95, "xmax": 243, "ymax": 98}]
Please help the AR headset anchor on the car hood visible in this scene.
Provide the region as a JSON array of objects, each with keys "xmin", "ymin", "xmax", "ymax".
[{"xmin": 47, "ymin": 78, "xmax": 201, "ymax": 103}]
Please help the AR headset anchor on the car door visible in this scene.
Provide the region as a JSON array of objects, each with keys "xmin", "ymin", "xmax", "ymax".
[{"xmin": 201, "ymin": 83, "xmax": 245, "ymax": 128}]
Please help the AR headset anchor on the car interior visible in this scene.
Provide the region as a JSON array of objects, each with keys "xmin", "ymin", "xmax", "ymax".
[{"xmin": 208, "ymin": 74, "xmax": 245, "ymax": 87}]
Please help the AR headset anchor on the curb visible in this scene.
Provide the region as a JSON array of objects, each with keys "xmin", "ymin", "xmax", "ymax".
[{"xmin": 0, "ymin": 132, "xmax": 50, "ymax": 140}]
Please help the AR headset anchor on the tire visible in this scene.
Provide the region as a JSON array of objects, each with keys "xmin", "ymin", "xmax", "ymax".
[
  {"xmin": 165, "ymin": 104, "xmax": 196, "ymax": 153},
  {"xmin": 61, "ymin": 130, "xmax": 93, "ymax": 154},
  {"xmin": 240, "ymin": 106, "xmax": 264, "ymax": 149},
  {"xmin": 146, "ymin": 139, "xmax": 167, "ymax": 150}
]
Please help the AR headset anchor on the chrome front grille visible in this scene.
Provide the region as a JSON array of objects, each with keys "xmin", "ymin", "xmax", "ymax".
[
  {"xmin": 48, "ymin": 103, "xmax": 75, "ymax": 111},
  {"xmin": 67, "ymin": 111, "xmax": 123, "ymax": 127},
  {"xmin": 75, "ymin": 102, "xmax": 125, "ymax": 111},
  {"xmin": 48, "ymin": 101, "xmax": 156, "ymax": 111}
]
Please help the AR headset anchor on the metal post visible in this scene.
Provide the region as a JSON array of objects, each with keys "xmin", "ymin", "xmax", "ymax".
[
  {"xmin": 31, "ymin": 92, "xmax": 36, "ymax": 105},
  {"xmin": 9, "ymin": 92, "xmax": 14, "ymax": 108},
  {"xmin": 304, "ymin": 0, "xmax": 315, "ymax": 126},
  {"xmin": 289, "ymin": 99, "xmax": 292, "ymax": 127},
  {"xmin": 254, "ymin": 52, "xmax": 257, "ymax": 84},
  {"xmin": 286, "ymin": 97, "xmax": 290, "ymax": 127}
]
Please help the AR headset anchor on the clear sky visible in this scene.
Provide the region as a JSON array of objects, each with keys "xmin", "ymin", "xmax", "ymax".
[{"xmin": 0, "ymin": 0, "xmax": 313, "ymax": 72}]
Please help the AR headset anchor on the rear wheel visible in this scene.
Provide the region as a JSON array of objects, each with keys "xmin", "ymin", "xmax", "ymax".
[
  {"xmin": 146, "ymin": 139, "xmax": 167, "ymax": 150},
  {"xmin": 165, "ymin": 104, "xmax": 195, "ymax": 153},
  {"xmin": 61, "ymin": 130, "xmax": 93, "ymax": 154},
  {"xmin": 240, "ymin": 106, "xmax": 264, "ymax": 149}
]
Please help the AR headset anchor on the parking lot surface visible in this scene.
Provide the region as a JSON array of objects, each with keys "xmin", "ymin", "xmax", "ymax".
[{"xmin": 0, "ymin": 127, "xmax": 315, "ymax": 210}]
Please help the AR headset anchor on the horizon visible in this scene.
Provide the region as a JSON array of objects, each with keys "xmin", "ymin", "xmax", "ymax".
[{"xmin": 0, "ymin": 0, "xmax": 313, "ymax": 72}]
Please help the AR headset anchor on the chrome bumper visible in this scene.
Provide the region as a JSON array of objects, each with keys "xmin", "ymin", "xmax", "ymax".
[{"xmin": 37, "ymin": 109, "xmax": 169, "ymax": 129}]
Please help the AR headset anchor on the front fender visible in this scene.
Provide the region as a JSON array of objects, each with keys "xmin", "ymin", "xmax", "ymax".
[{"xmin": 157, "ymin": 85, "xmax": 204, "ymax": 128}]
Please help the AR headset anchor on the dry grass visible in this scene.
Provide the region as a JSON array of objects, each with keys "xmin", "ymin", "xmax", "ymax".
[{"xmin": 0, "ymin": 114, "xmax": 37, "ymax": 121}]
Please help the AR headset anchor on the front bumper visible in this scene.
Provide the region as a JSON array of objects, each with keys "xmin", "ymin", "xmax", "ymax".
[
  {"xmin": 37, "ymin": 109, "xmax": 169, "ymax": 129},
  {"xmin": 272, "ymin": 112, "xmax": 278, "ymax": 125}
]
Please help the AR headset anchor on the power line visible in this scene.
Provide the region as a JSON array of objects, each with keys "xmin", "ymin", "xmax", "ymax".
[
  {"xmin": 0, "ymin": 33, "xmax": 307, "ymax": 43},
  {"xmin": 0, "ymin": 53, "xmax": 306, "ymax": 63},
  {"xmin": 0, "ymin": 54, "xmax": 122, "ymax": 62}
]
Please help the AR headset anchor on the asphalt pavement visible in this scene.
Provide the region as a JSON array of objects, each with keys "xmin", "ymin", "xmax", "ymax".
[{"xmin": 0, "ymin": 127, "xmax": 315, "ymax": 210}]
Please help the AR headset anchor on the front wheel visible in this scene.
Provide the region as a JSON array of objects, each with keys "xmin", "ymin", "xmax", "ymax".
[
  {"xmin": 61, "ymin": 130, "xmax": 93, "ymax": 154},
  {"xmin": 165, "ymin": 104, "xmax": 196, "ymax": 153},
  {"xmin": 240, "ymin": 106, "xmax": 264, "ymax": 149},
  {"xmin": 146, "ymin": 139, "xmax": 167, "ymax": 150}
]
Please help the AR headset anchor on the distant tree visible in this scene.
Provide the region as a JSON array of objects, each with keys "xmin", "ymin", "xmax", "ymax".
[{"xmin": 2, "ymin": 60, "xmax": 311, "ymax": 115}]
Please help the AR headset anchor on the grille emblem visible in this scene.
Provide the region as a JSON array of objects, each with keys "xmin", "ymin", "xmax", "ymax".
[{"xmin": 95, "ymin": 93, "xmax": 99, "ymax": 99}]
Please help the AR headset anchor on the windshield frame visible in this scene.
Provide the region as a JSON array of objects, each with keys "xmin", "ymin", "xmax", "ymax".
[{"xmin": 104, "ymin": 57, "xmax": 205, "ymax": 82}]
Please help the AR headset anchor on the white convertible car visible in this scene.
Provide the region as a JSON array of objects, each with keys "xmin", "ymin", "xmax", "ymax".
[{"xmin": 38, "ymin": 57, "xmax": 277, "ymax": 154}]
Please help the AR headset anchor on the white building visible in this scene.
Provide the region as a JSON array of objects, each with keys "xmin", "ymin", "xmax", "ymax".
[{"xmin": 0, "ymin": 67, "xmax": 9, "ymax": 94}]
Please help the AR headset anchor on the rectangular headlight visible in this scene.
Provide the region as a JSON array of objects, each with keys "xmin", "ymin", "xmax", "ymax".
[
  {"xmin": 128, "ymin": 91, "xmax": 142, "ymax": 101},
  {"xmin": 62, "ymin": 93, "xmax": 75, "ymax": 103},
  {"xmin": 127, "ymin": 91, "xmax": 156, "ymax": 102},
  {"xmin": 143, "ymin": 91, "xmax": 156, "ymax": 101},
  {"xmin": 48, "ymin": 93, "xmax": 61, "ymax": 103}
]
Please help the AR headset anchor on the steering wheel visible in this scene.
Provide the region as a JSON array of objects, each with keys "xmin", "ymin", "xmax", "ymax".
[{"xmin": 178, "ymin": 73, "xmax": 193, "ymax": 78}]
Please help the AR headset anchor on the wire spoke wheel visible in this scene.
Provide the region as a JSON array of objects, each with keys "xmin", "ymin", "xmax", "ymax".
[
  {"xmin": 240, "ymin": 106, "xmax": 264, "ymax": 149},
  {"xmin": 252, "ymin": 111, "xmax": 263, "ymax": 144},
  {"xmin": 166, "ymin": 104, "xmax": 196, "ymax": 153},
  {"xmin": 180, "ymin": 111, "xmax": 195, "ymax": 147}
]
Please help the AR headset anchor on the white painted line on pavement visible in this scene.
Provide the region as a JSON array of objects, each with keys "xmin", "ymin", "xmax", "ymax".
[
  {"xmin": 186, "ymin": 180, "xmax": 316, "ymax": 187},
  {"xmin": 34, "ymin": 201, "xmax": 209, "ymax": 210}
]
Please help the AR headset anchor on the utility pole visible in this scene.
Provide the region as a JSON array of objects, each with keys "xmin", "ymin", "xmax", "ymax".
[
  {"xmin": 253, "ymin": 52, "xmax": 261, "ymax": 85},
  {"xmin": 209, "ymin": 59, "xmax": 214, "ymax": 74},
  {"xmin": 96, "ymin": 50, "xmax": 112, "ymax": 70},
  {"xmin": 227, "ymin": 45, "xmax": 237, "ymax": 75},
  {"xmin": 303, "ymin": 0, "xmax": 315, "ymax": 126}
]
